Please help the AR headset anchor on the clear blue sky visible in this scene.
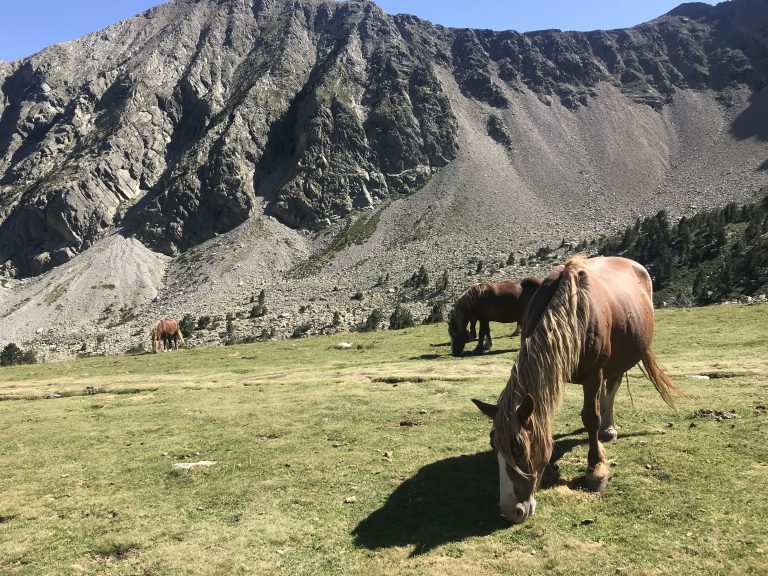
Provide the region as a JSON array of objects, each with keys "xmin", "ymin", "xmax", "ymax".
[{"xmin": 0, "ymin": 0, "xmax": 721, "ymax": 62}]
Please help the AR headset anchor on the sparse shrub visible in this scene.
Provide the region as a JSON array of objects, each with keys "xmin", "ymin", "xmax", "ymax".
[
  {"xmin": 351, "ymin": 291, "xmax": 364, "ymax": 301},
  {"xmin": 117, "ymin": 306, "xmax": 137, "ymax": 326},
  {"xmin": 332, "ymin": 311, "xmax": 342, "ymax": 326},
  {"xmin": 259, "ymin": 328, "xmax": 274, "ymax": 341},
  {"xmin": 292, "ymin": 322, "xmax": 312, "ymax": 339},
  {"xmin": 404, "ymin": 265, "xmax": 429, "ymax": 289},
  {"xmin": 475, "ymin": 261, "xmax": 483, "ymax": 274},
  {"xmin": 179, "ymin": 314, "xmax": 196, "ymax": 337},
  {"xmin": 438, "ymin": 270, "xmax": 449, "ymax": 292},
  {"xmin": 0, "ymin": 343, "xmax": 37, "ymax": 366},
  {"xmin": 423, "ymin": 303, "xmax": 444, "ymax": 325},
  {"xmin": 389, "ymin": 303, "xmax": 415, "ymax": 330},
  {"xmin": 197, "ymin": 316, "xmax": 212, "ymax": 330},
  {"xmin": 358, "ymin": 309, "xmax": 383, "ymax": 332},
  {"xmin": 250, "ymin": 304, "xmax": 267, "ymax": 318},
  {"xmin": 414, "ymin": 287, "xmax": 430, "ymax": 302}
]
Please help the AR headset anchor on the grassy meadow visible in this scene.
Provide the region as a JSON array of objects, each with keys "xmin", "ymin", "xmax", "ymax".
[{"xmin": 1, "ymin": 303, "xmax": 767, "ymax": 575}]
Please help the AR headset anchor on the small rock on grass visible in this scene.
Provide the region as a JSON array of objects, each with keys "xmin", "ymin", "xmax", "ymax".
[
  {"xmin": 344, "ymin": 496, "xmax": 357, "ymax": 504},
  {"xmin": 172, "ymin": 460, "xmax": 217, "ymax": 471}
]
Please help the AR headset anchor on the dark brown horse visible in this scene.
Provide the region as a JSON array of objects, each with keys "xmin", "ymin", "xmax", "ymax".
[
  {"xmin": 473, "ymin": 256, "xmax": 679, "ymax": 523},
  {"xmin": 152, "ymin": 319, "xmax": 184, "ymax": 353},
  {"xmin": 448, "ymin": 277, "xmax": 542, "ymax": 356}
]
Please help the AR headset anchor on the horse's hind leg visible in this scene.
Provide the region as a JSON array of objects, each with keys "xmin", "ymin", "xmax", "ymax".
[
  {"xmin": 582, "ymin": 371, "xmax": 609, "ymax": 492},
  {"xmin": 599, "ymin": 375, "xmax": 622, "ymax": 442},
  {"xmin": 510, "ymin": 323, "xmax": 521, "ymax": 337}
]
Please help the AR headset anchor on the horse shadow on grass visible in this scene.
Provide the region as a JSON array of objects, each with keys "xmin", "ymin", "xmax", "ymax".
[
  {"xmin": 352, "ymin": 431, "xmax": 588, "ymax": 555},
  {"xmin": 353, "ymin": 428, "xmax": 661, "ymax": 555},
  {"xmin": 410, "ymin": 348, "xmax": 517, "ymax": 361},
  {"xmin": 352, "ymin": 450, "xmax": 506, "ymax": 556}
]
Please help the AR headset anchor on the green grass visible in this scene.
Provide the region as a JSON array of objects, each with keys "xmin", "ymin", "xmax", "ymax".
[
  {"xmin": 0, "ymin": 304, "xmax": 767, "ymax": 575},
  {"xmin": 292, "ymin": 210, "xmax": 383, "ymax": 277}
]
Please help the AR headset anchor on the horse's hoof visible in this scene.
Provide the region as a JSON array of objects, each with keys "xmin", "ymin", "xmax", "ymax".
[
  {"xmin": 599, "ymin": 427, "xmax": 618, "ymax": 443},
  {"xmin": 586, "ymin": 463, "xmax": 610, "ymax": 492}
]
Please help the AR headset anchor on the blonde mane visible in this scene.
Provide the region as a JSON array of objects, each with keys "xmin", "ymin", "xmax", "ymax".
[{"xmin": 494, "ymin": 257, "xmax": 591, "ymax": 471}]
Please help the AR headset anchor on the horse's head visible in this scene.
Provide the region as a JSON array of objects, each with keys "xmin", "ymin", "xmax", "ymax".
[
  {"xmin": 472, "ymin": 393, "xmax": 552, "ymax": 524},
  {"xmin": 447, "ymin": 309, "xmax": 470, "ymax": 356}
]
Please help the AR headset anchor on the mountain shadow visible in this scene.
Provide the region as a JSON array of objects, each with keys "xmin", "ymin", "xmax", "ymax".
[{"xmin": 730, "ymin": 86, "xmax": 768, "ymax": 142}]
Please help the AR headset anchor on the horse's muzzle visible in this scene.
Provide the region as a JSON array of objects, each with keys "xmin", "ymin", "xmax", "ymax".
[{"xmin": 501, "ymin": 497, "xmax": 536, "ymax": 524}]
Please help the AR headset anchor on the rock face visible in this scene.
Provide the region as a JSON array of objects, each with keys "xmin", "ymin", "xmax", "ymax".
[{"xmin": 0, "ymin": 0, "xmax": 767, "ymax": 279}]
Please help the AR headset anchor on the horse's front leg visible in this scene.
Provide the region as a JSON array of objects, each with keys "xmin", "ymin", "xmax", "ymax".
[
  {"xmin": 474, "ymin": 320, "xmax": 490, "ymax": 353},
  {"xmin": 468, "ymin": 318, "xmax": 477, "ymax": 341},
  {"xmin": 582, "ymin": 371, "xmax": 609, "ymax": 491}
]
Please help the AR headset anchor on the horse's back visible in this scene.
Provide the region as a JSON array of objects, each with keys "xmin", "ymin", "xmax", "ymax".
[
  {"xmin": 582, "ymin": 257, "xmax": 653, "ymax": 325},
  {"xmin": 524, "ymin": 256, "xmax": 655, "ymax": 378},
  {"xmin": 478, "ymin": 281, "xmax": 525, "ymax": 322},
  {"xmin": 579, "ymin": 257, "xmax": 655, "ymax": 376}
]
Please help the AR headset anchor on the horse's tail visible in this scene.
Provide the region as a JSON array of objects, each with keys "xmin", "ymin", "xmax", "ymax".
[
  {"xmin": 639, "ymin": 347, "xmax": 680, "ymax": 409},
  {"xmin": 151, "ymin": 321, "xmax": 160, "ymax": 353},
  {"xmin": 176, "ymin": 328, "xmax": 185, "ymax": 344}
]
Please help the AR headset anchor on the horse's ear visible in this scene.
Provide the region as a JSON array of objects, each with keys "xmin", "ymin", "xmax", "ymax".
[
  {"xmin": 472, "ymin": 398, "xmax": 498, "ymax": 419},
  {"xmin": 516, "ymin": 393, "xmax": 535, "ymax": 429}
]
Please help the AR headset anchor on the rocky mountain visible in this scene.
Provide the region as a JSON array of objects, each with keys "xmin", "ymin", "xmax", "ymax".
[{"xmin": 1, "ymin": 0, "xmax": 767, "ymax": 358}]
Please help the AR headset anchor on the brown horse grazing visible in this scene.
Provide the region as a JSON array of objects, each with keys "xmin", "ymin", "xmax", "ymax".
[
  {"xmin": 472, "ymin": 255, "xmax": 679, "ymax": 524},
  {"xmin": 152, "ymin": 319, "xmax": 184, "ymax": 353},
  {"xmin": 448, "ymin": 277, "xmax": 542, "ymax": 356}
]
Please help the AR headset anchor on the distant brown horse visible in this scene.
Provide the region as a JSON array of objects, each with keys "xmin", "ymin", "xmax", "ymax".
[
  {"xmin": 448, "ymin": 277, "xmax": 542, "ymax": 356},
  {"xmin": 473, "ymin": 256, "xmax": 679, "ymax": 523},
  {"xmin": 152, "ymin": 319, "xmax": 184, "ymax": 353}
]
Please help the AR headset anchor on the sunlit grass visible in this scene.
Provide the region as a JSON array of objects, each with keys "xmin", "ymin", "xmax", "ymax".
[{"xmin": 0, "ymin": 303, "xmax": 766, "ymax": 575}]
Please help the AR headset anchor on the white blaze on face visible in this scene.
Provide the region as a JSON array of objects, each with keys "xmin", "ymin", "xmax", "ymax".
[{"xmin": 496, "ymin": 452, "xmax": 537, "ymax": 523}]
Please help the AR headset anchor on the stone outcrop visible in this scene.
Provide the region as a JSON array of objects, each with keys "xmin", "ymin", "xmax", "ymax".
[{"xmin": 0, "ymin": 0, "xmax": 767, "ymax": 278}]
